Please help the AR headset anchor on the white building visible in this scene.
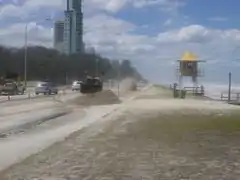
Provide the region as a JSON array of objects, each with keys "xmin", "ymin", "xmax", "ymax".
[{"xmin": 53, "ymin": 20, "xmax": 64, "ymax": 53}]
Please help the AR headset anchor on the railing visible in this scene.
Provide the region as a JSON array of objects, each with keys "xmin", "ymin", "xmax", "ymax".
[
  {"xmin": 220, "ymin": 92, "xmax": 240, "ymax": 102},
  {"xmin": 169, "ymin": 84, "xmax": 205, "ymax": 96},
  {"xmin": 184, "ymin": 86, "xmax": 205, "ymax": 96}
]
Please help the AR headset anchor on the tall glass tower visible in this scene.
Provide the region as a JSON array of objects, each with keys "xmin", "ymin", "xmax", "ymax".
[{"xmin": 64, "ymin": 0, "xmax": 83, "ymax": 55}]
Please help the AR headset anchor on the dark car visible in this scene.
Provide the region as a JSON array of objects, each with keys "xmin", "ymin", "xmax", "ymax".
[{"xmin": 0, "ymin": 80, "xmax": 25, "ymax": 95}]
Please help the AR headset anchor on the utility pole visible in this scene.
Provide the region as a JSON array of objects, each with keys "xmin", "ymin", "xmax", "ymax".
[
  {"xmin": 24, "ymin": 24, "xmax": 28, "ymax": 87},
  {"xmin": 95, "ymin": 58, "xmax": 99, "ymax": 76},
  {"xmin": 228, "ymin": 72, "xmax": 232, "ymax": 102},
  {"xmin": 117, "ymin": 60, "xmax": 121, "ymax": 98},
  {"xmin": 65, "ymin": 72, "xmax": 68, "ymax": 85}
]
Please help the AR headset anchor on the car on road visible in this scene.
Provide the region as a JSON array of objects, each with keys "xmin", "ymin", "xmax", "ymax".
[
  {"xmin": 35, "ymin": 82, "xmax": 58, "ymax": 95},
  {"xmin": 71, "ymin": 80, "xmax": 82, "ymax": 91},
  {"xmin": 0, "ymin": 80, "xmax": 25, "ymax": 95}
]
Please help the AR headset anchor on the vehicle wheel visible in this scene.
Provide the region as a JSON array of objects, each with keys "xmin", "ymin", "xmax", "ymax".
[
  {"xmin": 35, "ymin": 93, "xmax": 39, "ymax": 95},
  {"xmin": 55, "ymin": 91, "xmax": 58, "ymax": 94},
  {"xmin": 48, "ymin": 91, "xmax": 52, "ymax": 95}
]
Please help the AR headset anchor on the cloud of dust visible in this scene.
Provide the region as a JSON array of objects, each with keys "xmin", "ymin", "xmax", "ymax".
[{"xmin": 119, "ymin": 77, "xmax": 137, "ymax": 94}]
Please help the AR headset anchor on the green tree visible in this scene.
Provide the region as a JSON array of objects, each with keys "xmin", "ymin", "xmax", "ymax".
[{"xmin": 0, "ymin": 45, "xmax": 143, "ymax": 84}]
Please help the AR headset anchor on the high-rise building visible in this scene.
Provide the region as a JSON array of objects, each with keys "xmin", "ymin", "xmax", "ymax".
[
  {"xmin": 64, "ymin": 10, "xmax": 76, "ymax": 54},
  {"xmin": 53, "ymin": 20, "xmax": 64, "ymax": 53},
  {"xmin": 63, "ymin": 0, "xmax": 84, "ymax": 55}
]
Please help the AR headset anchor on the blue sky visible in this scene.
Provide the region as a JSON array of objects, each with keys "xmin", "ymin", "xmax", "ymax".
[
  {"xmin": 183, "ymin": 0, "xmax": 240, "ymax": 29},
  {"xmin": 1, "ymin": 0, "xmax": 240, "ymax": 85}
]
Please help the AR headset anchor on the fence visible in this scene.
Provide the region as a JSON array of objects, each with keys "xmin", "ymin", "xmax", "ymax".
[
  {"xmin": 220, "ymin": 92, "xmax": 240, "ymax": 102},
  {"xmin": 169, "ymin": 84, "xmax": 205, "ymax": 96}
]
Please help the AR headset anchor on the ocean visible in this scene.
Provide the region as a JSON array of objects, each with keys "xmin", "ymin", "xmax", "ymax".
[{"xmin": 204, "ymin": 83, "xmax": 240, "ymax": 100}]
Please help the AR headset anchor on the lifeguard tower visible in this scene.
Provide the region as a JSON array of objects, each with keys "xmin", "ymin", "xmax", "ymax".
[{"xmin": 176, "ymin": 51, "xmax": 205, "ymax": 96}]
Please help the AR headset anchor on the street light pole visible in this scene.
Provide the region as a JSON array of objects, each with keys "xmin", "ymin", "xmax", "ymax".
[
  {"xmin": 24, "ymin": 24, "xmax": 28, "ymax": 87},
  {"xmin": 117, "ymin": 60, "xmax": 121, "ymax": 98},
  {"xmin": 228, "ymin": 72, "xmax": 232, "ymax": 102},
  {"xmin": 95, "ymin": 58, "xmax": 99, "ymax": 76},
  {"xmin": 23, "ymin": 18, "xmax": 52, "ymax": 87}
]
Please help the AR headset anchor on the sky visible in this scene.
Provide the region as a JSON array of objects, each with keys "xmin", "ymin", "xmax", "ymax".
[{"xmin": 1, "ymin": 0, "xmax": 240, "ymax": 85}]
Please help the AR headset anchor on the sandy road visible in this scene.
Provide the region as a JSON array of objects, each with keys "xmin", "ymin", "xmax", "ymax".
[
  {"xmin": 0, "ymin": 90, "xmax": 81, "ymax": 170},
  {"xmin": 0, "ymin": 81, "xmax": 142, "ymax": 172},
  {"xmin": 0, "ymin": 89, "xmax": 74, "ymax": 104},
  {"xmin": 2, "ymin": 85, "xmax": 240, "ymax": 179}
]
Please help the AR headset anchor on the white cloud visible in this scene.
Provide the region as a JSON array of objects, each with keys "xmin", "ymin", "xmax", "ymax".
[
  {"xmin": 1, "ymin": 0, "xmax": 240, "ymax": 83},
  {"xmin": 85, "ymin": 0, "xmax": 129, "ymax": 13},
  {"xmin": 0, "ymin": 0, "xmax": 64, "ymax": 19},
  {"xmin": 85, "ymin": 0, "xmax": 185, "ymax": 14},
  {"xmin": 158, "ymin": 25, "xmax": 213, "ymax": 43},
  {"xmin": 0, "ymin": 22, "xmax": 52, "ymax": 47},
  {"xmin": 0, "ymin": 0, "xmax": 185, "ymax": 19},
  {"xmin": 1, "ymin": 0, "xmax": 126, "ymax": 19},
  {"xmin": 158, "ymin": 25, "xmax": 240, "ymax": 44},
  {"xmin": 84, "ymin": 14, "xmax": 135, "ymax": 35}
]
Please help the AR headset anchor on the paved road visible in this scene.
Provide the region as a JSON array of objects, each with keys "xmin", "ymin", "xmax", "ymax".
[
  {"xmin": 0, "ymin": 84, "xmax": 133, "ymax": 171},
  {"xmin": 0, "ymin": 92, "xmax": 121, "ymax": 171},
  {"xmin": 4, "ymin": 84, "xmax": 240, "ymax": 180},
  {"xmin": 0, "ymin": 83, "xmax": 112, "ymax": 103},
  {"xmin": 0, "ymin": 81, "xmax": 147, "ymax": 171}
]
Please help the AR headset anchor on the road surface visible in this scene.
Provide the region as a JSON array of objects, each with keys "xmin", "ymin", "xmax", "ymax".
[
  {"xmin": 0, "ymin": 81, "xmax": 144, "ymax": 171},
  {"xmin": 2, "ymin": 85, "xmax": 240, "ymax": 180}
]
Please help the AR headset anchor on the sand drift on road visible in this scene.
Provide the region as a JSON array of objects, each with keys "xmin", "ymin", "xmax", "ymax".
[
  {"xmin": 0, "ymin": 78, "xmax": 139, "ymax": 173},
  {"xmin": 2, "ymin": 86, "xmax": 240, "ymax": 179},
  {"xmin": 69, "ymin": 90, "xmax": 121, "ymax": 106}
]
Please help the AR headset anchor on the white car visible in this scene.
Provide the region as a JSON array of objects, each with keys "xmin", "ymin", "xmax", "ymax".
[
  {"xmin": 35, "ymin": 82, "xmax": 58, "ymax": 95},
  {"xmin": 71, "ymin": 81, "xmax": 82, "ymax": 91}
]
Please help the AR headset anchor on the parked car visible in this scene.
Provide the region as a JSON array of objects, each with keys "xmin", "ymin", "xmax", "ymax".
[
  {"xmin": 35, "ymin": 82, "xmax": 58, "ymax": 95},
  {"xmin": 71, "ymin": 80, "xmax": 82, "ymax": 91}
]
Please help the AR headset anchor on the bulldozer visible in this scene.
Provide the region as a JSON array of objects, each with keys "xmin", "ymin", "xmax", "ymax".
[{"xmin": 80, "ymin": 75, "xmax": 103, "ymax": 94}]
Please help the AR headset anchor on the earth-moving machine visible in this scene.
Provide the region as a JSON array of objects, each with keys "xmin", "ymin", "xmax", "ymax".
[{"xmin": 80, "ymin": 76, "xmax": 103, "ymax": 94}]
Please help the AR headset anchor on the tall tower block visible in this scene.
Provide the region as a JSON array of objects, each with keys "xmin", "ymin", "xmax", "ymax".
[{"xmin": 64, "ymin": 0, "xmax": 84, "ymax": 54}]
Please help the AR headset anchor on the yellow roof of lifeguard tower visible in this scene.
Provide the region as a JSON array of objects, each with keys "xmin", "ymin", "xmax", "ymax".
[{"xmin": 181, "ymin": 51, "xmax": 198, "ymax": 61}]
